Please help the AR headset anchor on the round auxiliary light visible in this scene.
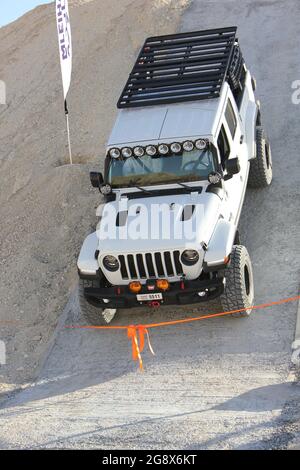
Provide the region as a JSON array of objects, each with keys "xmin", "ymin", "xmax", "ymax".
[
  {"xmin": 183, "ymin": 140, "xmax": 194, "ymax": 152},
  {"xmin": 133, "ymin": 146, "xmax": 145, "ymax": 157},
  {"xmin": 121, "ymin": 147, "xmax": 133, "ymax": 158},
  {"xmin": 195, "ymin": 139, "xmax": 207, "ymax": 150},
  {"xmin": 208, "ymin": 172, "xmax": 222, "ymax": 185},
  {"xmin": 100, "ymin": 184, "xmax": 112, "ymax": 195},
  {"xmin": 129, "ymin": 281, "xmax": 142, "ymax": 294},
  {"xmin": 181, "ymin": 249, "xmax": 200, "ymax": 266},
  {"xmin": 156, "ymin": 279, "xmax": 170, "ymax": 291},
  {"xmin": 145, "ymin": 145, "xmax": 157, "ymax": 156},
  {"xmin": 170, "ymin": 142, "xmax": 182, "ymax": 154},
  {"xmin": 103, "ymin": 255, "xmax": 119, "ymax": 272},
  {"xmin": 158, "ymin": 144, "xmax": 169, "ymax": 155},
  {"xmin": 109, "ymin": 148, "xmax": 121, "ymax": 159}
]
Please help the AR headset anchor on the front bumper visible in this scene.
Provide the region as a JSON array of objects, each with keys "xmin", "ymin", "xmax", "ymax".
[{"xmin": 84, "ymin": 277, "xmax": 225, "ymax": 309}]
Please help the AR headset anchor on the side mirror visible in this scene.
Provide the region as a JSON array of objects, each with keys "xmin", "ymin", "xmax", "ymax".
[
  {"xmin": 90, "ymin": 172, "xmax": 104, "ymax": 188},
  {"xmin": 224, "ymin": 158, "xmax": 240, "ymax": 180}
]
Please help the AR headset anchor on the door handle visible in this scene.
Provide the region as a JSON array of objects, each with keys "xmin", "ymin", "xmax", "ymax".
[{"xmin": 240, "ymin": 134, "xmax": 244, "ymax": 144}]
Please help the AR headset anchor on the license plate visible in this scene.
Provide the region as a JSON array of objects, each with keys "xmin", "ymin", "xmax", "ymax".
[{"xmin": 136, "ymin": 293, "xmax": 163, "ymax": 302}]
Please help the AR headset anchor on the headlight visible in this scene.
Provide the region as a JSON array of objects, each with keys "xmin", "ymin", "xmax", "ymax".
[
  {"xmin": 170, "ymin": 142, "xmax": 182, "ymax": 154},
  {"xmin": 158, "ymin": 144, "xmax": 169, "ymax": 155},
  {"xmin": 103, "ymin": 255, "xmax": 120, "ymax": 271},
  {"xmin": 181, "ymin": 249, "xmax": 199, "ymax": 266},
  {"xmin": 109, "ymin": 148, "xmax": 120, "ymax": 159},
  {"xmin": 183, "ymin": 140, "xmax": 194, "ymax": 152},
  {"xmin": 133, "ymin": 146, "xmax": 145, "ymax": 157},
  {"xmin": 121, "ymin": 147, "xmax": 133, "ymax": 158},
  {"xmin": 195, "ymin": 139, "xmax": 207, "ymax": 150}
]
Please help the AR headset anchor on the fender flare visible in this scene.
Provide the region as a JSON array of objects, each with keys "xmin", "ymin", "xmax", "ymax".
[
  {"xmin": 77, "ymin": 232, "xmax": 99, "ymax": 275},
  {"xmin": 203, "ymin": 219, "xmax": 236, "ymax": 269}
]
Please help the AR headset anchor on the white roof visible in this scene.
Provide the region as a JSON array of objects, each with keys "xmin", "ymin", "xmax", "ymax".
[{"xmin": 107, "ymin": 83, "xmax": 229, "ymax": 147}]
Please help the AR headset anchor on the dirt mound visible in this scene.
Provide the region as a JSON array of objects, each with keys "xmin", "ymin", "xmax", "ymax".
[{"xmin": 0, "ymin": 0, "xmax": 190, "ymax": 394}]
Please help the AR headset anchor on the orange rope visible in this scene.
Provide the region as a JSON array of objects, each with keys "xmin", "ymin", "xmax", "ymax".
[{"xmin": 65, "ymin": 294, "xmax": 300, "ymax": 370}]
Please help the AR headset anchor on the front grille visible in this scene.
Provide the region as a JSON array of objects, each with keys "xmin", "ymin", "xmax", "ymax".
[{"xmin": 118, "ymin": 251, "xmax": 183, "ymax": 280}]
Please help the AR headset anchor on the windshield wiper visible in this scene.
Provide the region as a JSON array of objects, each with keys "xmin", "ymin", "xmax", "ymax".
[
  {"xmin": 133, "ymin": 185, "xmax": 155, "ymax": 195},
  {"xmin": 175, "ymin": 182, "xmax": 199, "ymax": 192}
]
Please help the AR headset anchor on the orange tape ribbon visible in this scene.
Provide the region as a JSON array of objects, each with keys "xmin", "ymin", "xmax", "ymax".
[
  {"xmin": 127, "ymin": 325, "xmax": 155, "ymax": 371},
  {"xmin": 66, "ymin": 294, "xmax": 300, "ymax": 371}
]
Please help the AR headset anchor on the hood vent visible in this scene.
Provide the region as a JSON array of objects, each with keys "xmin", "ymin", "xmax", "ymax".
[
  {"xmin": 116, "ymin": 211, "xmax": 128, "ymax": 227},
  {"xmin": 181, "ymin": 205, "xmax": 195, "ymax": 221}
]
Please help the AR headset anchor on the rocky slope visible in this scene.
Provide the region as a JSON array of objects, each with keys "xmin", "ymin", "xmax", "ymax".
[{"xmin": 0, "ymin": 0, "xmax": 190, "ymax": 394}]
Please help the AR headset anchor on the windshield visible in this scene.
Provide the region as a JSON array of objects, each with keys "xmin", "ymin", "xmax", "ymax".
[{"xmin": 107, "ymin": 148, "xmax": 216, "ymax": 188}]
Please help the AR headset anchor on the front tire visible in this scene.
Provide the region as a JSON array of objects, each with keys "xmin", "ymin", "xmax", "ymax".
[
  {"xmin": 220, "ymin": 245, "xmax": 254, "ymax": 317},
  {"xmin": 78, "ymin": 279, "xmax": 117, "ymax": 325},
  {"xmin": 248, "ymin": 126, "xmax": 273, "ymax": 188}
]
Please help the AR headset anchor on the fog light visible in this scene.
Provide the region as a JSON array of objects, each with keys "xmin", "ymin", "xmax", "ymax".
[
  {"xmin": 129, "ymin": 281, "xmax": 142, "ymax": 293},
  {"xmin": 156, "ymin": 279, "xmax": 169, "ymax": 291},
  {"xmin": 103, "ymin": 298, "xmax": 110, "ymax": 303}
]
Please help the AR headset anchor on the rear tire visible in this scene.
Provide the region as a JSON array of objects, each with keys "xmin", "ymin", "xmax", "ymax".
[
  {"xmin": 248, "ymin": 126, "xmax": 273, "ymax": 188},
  {"xmin": 220, "ymin": 245, "xmax": 254, "ymax": 317},
  {"xmin": 78, "ymin": 279, "xmax": 117, "ymax": 326}
]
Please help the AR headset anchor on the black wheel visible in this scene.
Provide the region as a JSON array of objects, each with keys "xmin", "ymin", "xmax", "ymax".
[
  {"xmin": 248, "ymin": 126, "xmax": 273, "ymax": 188},
  {"xmin": 220, "ymin": 245, "xmax": 254, "ymax": 317},
  {"xmin": 78, "ymin": 279, "xmax": 117, "ymax": 326}
]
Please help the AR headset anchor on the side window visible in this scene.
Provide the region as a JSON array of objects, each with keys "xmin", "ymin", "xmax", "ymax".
[
  {"xmin": 225, "ymin": 99, "xmax": 237, "ymax": 138},
  {"xmin": 217, "ymin": 124, "xmax": 231, "ymax": 170}
]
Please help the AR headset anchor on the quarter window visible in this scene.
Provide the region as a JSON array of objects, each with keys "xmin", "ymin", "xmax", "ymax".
[
  {"xmin": 217, "ymin": 125, "xmax": 231, "ymax": 170},
  {"xmin": 225, "ymin": 99, "xmax": 237, "ymax": 138}
]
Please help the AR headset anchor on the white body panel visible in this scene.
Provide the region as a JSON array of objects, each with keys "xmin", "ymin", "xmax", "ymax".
[{"xmin": 79, "ymin": 70, "xmax": 257, "ymax": 285}]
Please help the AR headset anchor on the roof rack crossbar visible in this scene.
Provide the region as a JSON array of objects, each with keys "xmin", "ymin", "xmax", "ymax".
[
  {"xmin": 141, "ymin": 44, "xmax": 231, "ymax": 58},
  {"xmin": 127, "ymin": 69, "xmax": 227, "ymax": 86},
  {"xmin": 125, "ymin": 85, "xmax": 221, "ymax": 102},
  {"xmin": 117, "ymin": 27, "xmax": 237, "ymax": 108},
  {"xmin": 127, "ymin": 80, "xmax": 223, "ymax": 93},
  {"xmin": 145, "ymin": 26, "xmax": 237, "ymax": 42}
]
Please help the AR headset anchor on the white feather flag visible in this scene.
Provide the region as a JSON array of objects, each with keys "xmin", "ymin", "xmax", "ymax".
[{"xmin": 56, "ymin": 0, "xmax": 72, "ymax": 101}]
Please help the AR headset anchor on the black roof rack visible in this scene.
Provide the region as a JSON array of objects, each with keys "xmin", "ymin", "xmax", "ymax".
[{"xmin": 117, "ymin": 27, "xmax": 238, "ymax": 109}]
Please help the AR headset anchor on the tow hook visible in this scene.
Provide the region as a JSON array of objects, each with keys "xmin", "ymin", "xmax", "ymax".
[{"xmin": 149, "ymin": 300, "xmax": 161, "ymax": 308}]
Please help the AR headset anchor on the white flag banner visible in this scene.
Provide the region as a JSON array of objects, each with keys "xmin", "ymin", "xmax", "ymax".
[{"xmin": 56, "ymin": 0, "xmax": 72, "ymax": 101}]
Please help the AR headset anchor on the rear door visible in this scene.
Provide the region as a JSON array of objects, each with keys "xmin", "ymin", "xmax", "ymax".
[{"xmin": 217, "ymin": 98, "xmax": 247, "ymax": 223}]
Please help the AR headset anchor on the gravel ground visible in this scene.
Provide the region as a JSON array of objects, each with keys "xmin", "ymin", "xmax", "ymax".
[{"xmin": 0, "ymin": 0, "xmax": 300, "ymax": 450}]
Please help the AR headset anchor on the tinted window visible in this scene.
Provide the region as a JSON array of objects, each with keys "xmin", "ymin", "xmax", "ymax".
[
  {"xmin": 217, "ymin": 125, "xmax": 231, "ymax": 169},
  {"xmin": 225, "ymin": 99, "xmax": 237, "ymax": 138}
]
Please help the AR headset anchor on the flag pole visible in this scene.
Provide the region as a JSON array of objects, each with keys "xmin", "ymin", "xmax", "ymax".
[{"xmin": 64, "ymin": 99, "xmax": 72, "ymax": 165}]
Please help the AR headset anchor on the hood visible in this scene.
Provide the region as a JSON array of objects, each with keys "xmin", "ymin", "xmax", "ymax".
[{"xmin": 96, "ymin": 191, "xmax": 221, "ymax": 254}]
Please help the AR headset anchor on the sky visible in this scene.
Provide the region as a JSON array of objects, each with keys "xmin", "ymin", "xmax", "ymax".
[{"xmin": 0, "ymin": 1, "xmax": 53, "ymax": 28}]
